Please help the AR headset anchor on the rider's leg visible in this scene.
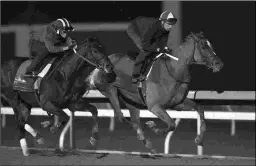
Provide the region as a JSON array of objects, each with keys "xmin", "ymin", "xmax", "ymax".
[
  {"xmin": 26, "ymin": 41, "xmax": 48, "ymax": 75},
  {"xmin": 132, "ymin": 50, "xmax": 151, "ymax": 81}
]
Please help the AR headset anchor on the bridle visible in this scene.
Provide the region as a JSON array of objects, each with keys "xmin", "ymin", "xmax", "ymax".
[{"xmin": 73, "ymin": 42, "xmax": 106, "ymax": 70}]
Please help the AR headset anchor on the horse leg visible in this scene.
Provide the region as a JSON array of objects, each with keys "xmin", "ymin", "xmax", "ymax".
[
  {"xmin": 18, "ymin": 102, "xmax": 45, "ymax": 145},
  {"xmin": 41, "ymin": 101, "xmax": 69, "ymax": 133},
  {"xmin": 146, "ymin": 104, "xmax": 176, "ymax": 135},
  {"xmin": 2, "ymin": 92, "xmax": 43, "ymax": 156},
  {"xmin": 68, "ymin": 98, "xmax": 99, "ymax": 147},
  {"xmin": 173, "ymin": 98, "xmax": 206, "ymax": 146},
  {"xmin": 105, "ymin": 87, "xmax": 127, "ymax": 123},
  {"xmin": 122, "ymin": 100, "xmax": 156, "ymax": 153}
]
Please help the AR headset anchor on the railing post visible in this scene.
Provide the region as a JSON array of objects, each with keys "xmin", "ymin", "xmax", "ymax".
[
  {"xmin": 0, "ymin": 110, "xmax": 2, "ymax": 146},
  {"xmin": 1, "ymin": 114, "xmax": 6, "ymax": 128},
  {"xmin": 107, "ymin": 103, "xmax": 115, "ymax": 132},
  {"xmin": 164, "ymin": 118, "xmax": 181, "ymax": 154},
  {"xmin": 59, "ymin": 112, "xmax": 71, "ymax": 151},
  {"xmin": 70, "ymin": 112, "xmax": 75, "ymax": 149},
  {"xmin": 227, "ymin": 105, "xmax": 236, "ymax": 136},
  {"xmin": 197, "ymin": 114, "xmax": 203, "ymax": 155}
]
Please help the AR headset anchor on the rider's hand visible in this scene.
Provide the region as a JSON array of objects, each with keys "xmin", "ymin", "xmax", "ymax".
[
  {"xmin": 69, "ymin": 43, "xmax": 77, "ymax": 50},
  {"xmin": 164, "ymin": 46, "xmax": 172, "ymax": 54},
  {"xmin": 66, "ymin": 37, "xmax": 73, "ymax": 46},
  {"xmin": 71, "ymin": 40, "xmax": 77, "ymax": 46},
  {"xmin": 69, "ymin": 40, "xmax": 77, "ymax": 50}
]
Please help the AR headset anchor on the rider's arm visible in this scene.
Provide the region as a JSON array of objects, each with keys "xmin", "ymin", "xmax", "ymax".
[
  {"xmin": 44, "ymin": 26, "xmax": 69, "ymax": 53},
  {"xmin": 141, "ymin": 22, "xmax": 160, "ymax": 52}
]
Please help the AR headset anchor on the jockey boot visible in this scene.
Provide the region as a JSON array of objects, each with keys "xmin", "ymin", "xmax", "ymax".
[
  {"xmin": 132, "ymin": 51, "xmax": 148, "ymax": 83},
  {"xmin": 132, "ymin": 63, "xmax": 144, "ymax": 83},
  {"xmin": 24, "ymin": 53, "xmax": 47, "ymax": 77},
  {"xmin": 24, "ymin": 71, "xmax": 38, "ymax": 78}
]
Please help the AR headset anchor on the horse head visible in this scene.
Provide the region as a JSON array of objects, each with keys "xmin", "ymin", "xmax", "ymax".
[
  {"xmin": 76, "ymin": 36, "xmax": 115, "ymax": 74},
  {"xmin": 177, "ymin": 32, "xmax": 224, "ymax": 72}
]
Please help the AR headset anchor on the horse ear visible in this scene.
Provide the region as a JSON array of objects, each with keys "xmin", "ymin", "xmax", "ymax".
[
  {"xmin": 83, "ymin": 36, "xmax": 88, "ymax": 41},
  {"xmin": 190, "ymin": 32, "xmax": 196, "ymax": 38},
  {"xmin": 200, "ymin": 30, "xmax": 204, "ymax": 35}
]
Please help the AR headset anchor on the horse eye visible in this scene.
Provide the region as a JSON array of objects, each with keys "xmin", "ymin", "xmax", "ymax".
[{"xmin": 92, "ymin": 49, "xmax": 98, "ymax": 53}]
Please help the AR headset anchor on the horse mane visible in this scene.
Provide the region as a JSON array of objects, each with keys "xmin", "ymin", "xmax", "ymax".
[
  {"xmin": 184, "ymin": 31, "xmax": 205, "ymax": 43},
  {"xmin": 174, "ymin": 31, "xmax": 205, "ymax": 52}
]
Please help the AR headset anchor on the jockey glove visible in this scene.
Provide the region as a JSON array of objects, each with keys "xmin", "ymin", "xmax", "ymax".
[
  {"xmin": 68, "ymin": 41, "xmax": 77, "ymax": 50},
  {"xmin": 163, "ymin": 46, "xmax": 172, "ymax": 54}
]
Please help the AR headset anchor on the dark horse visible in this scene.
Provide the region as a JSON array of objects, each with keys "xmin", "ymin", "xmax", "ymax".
[
  {"xmin": 0, "ymin": 36, "xmax": 116, "ymax": 156},
  {"xmin": 89, "ymin": 32, "xmax": 224, "ymax": 153}
]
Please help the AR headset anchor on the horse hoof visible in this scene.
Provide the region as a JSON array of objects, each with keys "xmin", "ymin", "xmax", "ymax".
[
  {"xmin": 21, "ymin": 148, "xmax": 30, "ymax": 156},
  {"xmin": 155, "ymin": 129, "xmax": 163, "ymax": 135},
  {"xmin": 195, "ymin": 136, "xmax": 203, "ymax": 146},
  {"xmin": 115, "ymin": 115, "xmax": 126, "ymax": 124},
  {"xmin": 36, "ymin": 137, "xmax": 45, "ymax": 145},
  {"xmin": 50, "ymin": 126, "xmax": 57, "ymax": 134},
  {"xmin": 146, "ymin": 121, "xmax": 156, "ymax": 128},
  {"xmin": 150, "ymin": 149, "xmax": 157, "ymax": 154},
  {"xmin": 41, "ymin": 121, "xmax": 51, "ymax": 128},
  {"xmin": 89, "ymin": 137, "xmax": 98, "ymax": 146},
  {"xmin": 23, "ymin": 151, "xmax": 30, "ymax": 157}
]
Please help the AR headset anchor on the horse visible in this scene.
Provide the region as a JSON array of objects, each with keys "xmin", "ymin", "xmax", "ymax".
[
  {"xmin": 88, "ymin": 32, "xmax": 224, "ymax": 153},
  {"xmin": 0, "ymin": 36, "xmax": 116, "ymax": 156}
]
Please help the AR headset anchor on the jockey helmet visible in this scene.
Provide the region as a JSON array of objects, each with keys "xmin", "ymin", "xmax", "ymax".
[
  {"xmin": 53, "ymin": 18, "xmax": 74, "ymax": 32},
  {"xmin": 159, "ymin": 11, "xmax": 177, "ymax": 25}
]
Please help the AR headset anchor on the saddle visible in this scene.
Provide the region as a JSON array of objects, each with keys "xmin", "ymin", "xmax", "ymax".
[{"xmin": 13, "ymin": 57, "xmax": 57, "ymax": 92}]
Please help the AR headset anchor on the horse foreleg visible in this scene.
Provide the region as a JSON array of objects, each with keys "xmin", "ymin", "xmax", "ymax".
[
  {"xmin": 69, "ymin": 98, "xmax": 99, "ymax": 147},
  {"xmin": 104, "ymin": 87, "xmax": 127, "ymax": 123},
  {"xmin": 123, "ymin": 101, "xmax": 156, "ymax": 154},
  {"xmin": 146, "ymin": 104, "xmax": 176, "ymax": 135},
  {"xmin": 173, "ymin": 98, "xmax": 206, "ymax": 146}
]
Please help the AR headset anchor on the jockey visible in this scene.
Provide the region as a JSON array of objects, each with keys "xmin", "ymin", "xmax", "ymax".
[
  {"xmin": 127, "ymin": 11, "xmax": 178, "ymax": 83},
  {"xmin": 25, "ymin": 18, "xmax": 77, "ymax": 76}
]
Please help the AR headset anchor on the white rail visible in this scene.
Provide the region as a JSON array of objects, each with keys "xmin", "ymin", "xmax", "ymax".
[
  {"xmin": 1, "ymin": 90, "xmax": 255, "ymax": 155},
  {"xmin": 85, "ymin": 90, "xmax": 255, "ymax": 100},
  {"xmin": 1, "ymin": 107, "xmax": 255, "ymax": 155}
]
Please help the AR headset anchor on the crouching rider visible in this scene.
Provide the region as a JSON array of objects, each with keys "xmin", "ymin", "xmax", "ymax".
[
  {"xmin": 126, "ymin": 11, "xmax": 178, "ymax": 83},
  {"xmin": 25, "ymin": 18, "xmax": 77, "ymax": 77}
]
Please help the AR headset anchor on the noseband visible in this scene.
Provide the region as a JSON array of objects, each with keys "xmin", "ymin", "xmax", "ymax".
[{"xmin": 73, "ymin": 42, "xmax": 105, "ymax": 70}]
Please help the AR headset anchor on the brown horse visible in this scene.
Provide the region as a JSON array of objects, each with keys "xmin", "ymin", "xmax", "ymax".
[
  {"xmin": 90, "ymin": 32, "xmax": 224, "ymax": 153},
  {"xmin": 1, "ymin": 36, "xmax": 116, "ymax": 156}
]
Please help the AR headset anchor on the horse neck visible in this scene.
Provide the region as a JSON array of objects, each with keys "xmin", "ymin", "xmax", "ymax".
[
  {"xmin": 157, "ymin": 55, "xmax": 191, "ymax": 83},
  {"xmin": 56, "ymin": 50, "xmax": 87, "ymax": 81},
  {"xmin": 161, "ymin": 39, "xmax": 197, "ymax": 82}
]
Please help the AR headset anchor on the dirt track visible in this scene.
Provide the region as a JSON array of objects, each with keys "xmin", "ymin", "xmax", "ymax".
[
  {"xmin": 0, "ymin": 116, "xmax": 255, "ymax": 165},
  {"xmin": 0, "ymin": 147, "xmax": 255, "ymax": 165}
]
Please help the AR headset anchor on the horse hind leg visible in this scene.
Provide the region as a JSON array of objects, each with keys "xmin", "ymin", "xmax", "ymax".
[
  {"xmin": 173, "ymin": 98, "xmax": 206, "ymax": 146},
  {"xmin": 2, "ymin": 92, "xmax": 44, "ymax": 156},
  {"xmin": 146, "ymin": 104, "xmax": 176, "ymax": 135},
  {"xmin": 69, "ymin": 98, "xmax": 99, "ymax": 147},
  {"xmin": 17, "ymin": 102, "xmax": 45, "ymax": 145}
]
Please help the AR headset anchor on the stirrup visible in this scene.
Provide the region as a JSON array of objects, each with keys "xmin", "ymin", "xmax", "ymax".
[{"xmin": 24, "ymin": 72, "xmax": 38, "ymax": 78}]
